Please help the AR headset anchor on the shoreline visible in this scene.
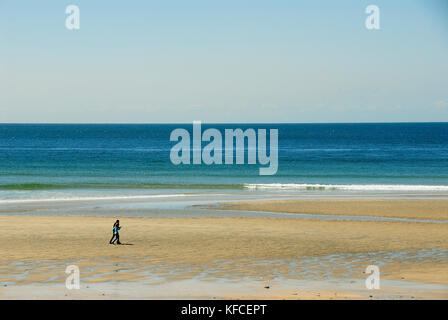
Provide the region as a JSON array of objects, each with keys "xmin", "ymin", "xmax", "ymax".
[{"xmin": 2, "ymin": 277, "xmax": 447, "ymax": 300}]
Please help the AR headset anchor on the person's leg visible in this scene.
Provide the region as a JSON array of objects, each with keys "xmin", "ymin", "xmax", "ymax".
[
  {"xmin": 110, "ymin": 233, "xmax": 117, "ymax": 244},
  {"xmin": 116, "ymin": 232, "xmax": 121, "ymax": 244}
]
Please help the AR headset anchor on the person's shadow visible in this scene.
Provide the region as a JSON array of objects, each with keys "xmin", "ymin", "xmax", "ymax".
[{"xmin": 118, "ymin": 243, "xmax": 134, "ymax": 245}]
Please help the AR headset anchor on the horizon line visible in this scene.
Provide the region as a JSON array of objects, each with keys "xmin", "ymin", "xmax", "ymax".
[{"xmin": 1, "ymin": 121, "xmax": 448, "ymax": 125}]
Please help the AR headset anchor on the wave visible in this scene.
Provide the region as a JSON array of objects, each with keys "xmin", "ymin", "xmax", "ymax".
[
  {"xmin": 3, "ymin": 182, "xmax": 448, "ymax": 192},
  {"xmin": 243, "ymin": 183, "xmax": 448, "ymax": 191},
  {"xmin": 0, "ymin": 183, "xmax": 245, "ymax": 191},
  {"xmin": 0, "ymin": 193, "xmax": 196, "ymax": 204}
]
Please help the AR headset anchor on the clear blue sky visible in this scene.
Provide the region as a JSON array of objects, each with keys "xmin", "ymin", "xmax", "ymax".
[{"xmin": 0, "ymin": 0, "xmax": 447, "ymax": 123}]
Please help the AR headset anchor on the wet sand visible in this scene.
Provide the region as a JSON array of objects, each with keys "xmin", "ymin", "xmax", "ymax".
[{"xmin": 214, "ymin": 199, "xmax": 448, "ymax": 220}]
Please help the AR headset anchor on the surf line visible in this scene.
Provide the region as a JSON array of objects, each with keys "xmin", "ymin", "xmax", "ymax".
[{"xmin": 169, "ymin": 121, "xmax": 278, "ymax": 175}]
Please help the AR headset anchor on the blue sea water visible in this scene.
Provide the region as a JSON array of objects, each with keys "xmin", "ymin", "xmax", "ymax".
[{"xmin": 1, "ymin": 123, "xmax": 448, "ymax": 201}]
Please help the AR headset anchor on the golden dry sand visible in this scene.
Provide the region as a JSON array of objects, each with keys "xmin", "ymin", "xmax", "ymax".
[
  {"xmin": 215, "ymin": 199, "xmax": 448, "ymax": 220},
  {"xmin": 2, "ymin": 215, "xmax": 447, "ymax": 263}
]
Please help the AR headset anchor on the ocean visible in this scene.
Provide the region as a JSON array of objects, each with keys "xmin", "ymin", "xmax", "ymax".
[{"xmin": 1, "ymin": 123, "xmax": 448, "ymax": 202}]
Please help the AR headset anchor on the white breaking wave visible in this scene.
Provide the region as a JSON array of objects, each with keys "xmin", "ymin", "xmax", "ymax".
[
  {"xmin": 244, "ymin": 183, "xmax": 448, "ymax": 191},
  {"xmin": 0, "ymin": 193, "xmax": 192, "ymax": 204}
]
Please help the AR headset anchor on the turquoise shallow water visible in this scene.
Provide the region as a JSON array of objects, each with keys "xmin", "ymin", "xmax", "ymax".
[{"xmin": 1, "ymin": 123, "xmax": 448, "ymax": 201}]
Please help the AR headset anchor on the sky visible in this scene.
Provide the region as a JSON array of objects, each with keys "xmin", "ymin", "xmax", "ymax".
[{"xmin": 0, "ymin": 0, "xmax": 447, "ymax": 123}]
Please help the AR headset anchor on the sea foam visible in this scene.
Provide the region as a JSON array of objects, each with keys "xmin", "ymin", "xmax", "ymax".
[{"xmin": 244, "ymin": 183, "xmax": 448, "ymax": 191}]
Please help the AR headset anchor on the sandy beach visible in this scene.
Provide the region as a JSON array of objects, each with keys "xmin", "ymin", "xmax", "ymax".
[{"xmin": 1, "ymin": 197, "xmax": 447, "ymax": 299}]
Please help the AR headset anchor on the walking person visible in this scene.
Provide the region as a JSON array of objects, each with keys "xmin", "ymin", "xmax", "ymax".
[{"xmin": 109, "ymin": 219, "xmax": 122, "ymax": 245}]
